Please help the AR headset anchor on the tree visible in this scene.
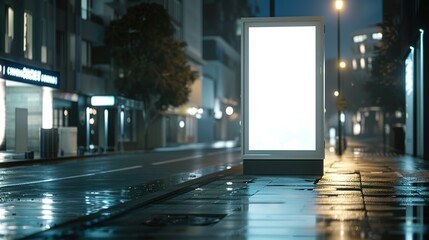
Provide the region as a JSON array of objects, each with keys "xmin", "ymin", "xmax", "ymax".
[
  {"xmin": 105, "ymin": 3, "xmax": 197, "ymax": 148},
  {"xmin": 368, "ymin": 20, "xmax": 404, "ymax": 114}
]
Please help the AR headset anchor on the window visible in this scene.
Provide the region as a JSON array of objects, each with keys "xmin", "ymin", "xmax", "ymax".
[
  {"xmin": 353, "ymin": 34, "xmax": 367, "ymax": 43},
  {"xmin": 372, "ymin": 32, "xmax": 382, "ymax": 40},
  {"xmin": 359, "ymin": 44, "xmax": 366, "ymax": 54},
  {"xmin": 81, "ymin": 0, "xmax": 91, "ymax": 20},
  {"xmin": 41, "ymin": 1, "xmax": 48, "ymax": 63},
  {"xmin": 5, "ymin": 6, "xmax": 14, "ymax": 53},
  {"xmin": 352, "ymin": 59, "xmax": 357, "ymax": 70},
  {"xmin": 23, "ymin": 11, "xmax": 33, "ymax": 59},
  {"xmin": 367, "ymin": 57, "xmax": 372, "ymax": 70},
  {"xmin": 81, "ymin": 40, "xmax": 91, "ymax": 67},
  {"xmin": 41, "ymin": 19, "xmax": 47, "ymax": 63},
  {"xmin": 360, "ymin": 58, "xmax": 365, "ymax": 69}
]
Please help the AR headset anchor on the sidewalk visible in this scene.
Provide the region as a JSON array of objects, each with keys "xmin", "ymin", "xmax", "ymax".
[
  {"xmin": 25, "ymin": 141, "xmax": 429, "ymax": 239},
  {"xmin": 0, "ymin": 150, "xmax": 108, "ymax": 168}
]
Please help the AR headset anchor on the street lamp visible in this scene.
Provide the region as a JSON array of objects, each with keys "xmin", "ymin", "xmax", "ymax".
[{"xmin": 335, "ymin": 0, "xmax": 344, "ymax": 155}]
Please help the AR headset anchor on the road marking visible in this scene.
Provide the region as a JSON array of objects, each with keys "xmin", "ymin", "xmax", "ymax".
[
  {"xmin": 152, "ymin": 155, "xmax": 203, "ymax": 166},
  {"xmin": 0, "ymin": 165, "xmax": 142, "ymax": 188},
  {"xmin": 152, "ymin": 151, "xmax": 230, "ymax": 166}
]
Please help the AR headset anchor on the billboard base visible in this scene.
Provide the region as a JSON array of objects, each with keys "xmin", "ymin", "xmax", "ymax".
[{"xmin": 243, "ymin": 159, "xmax": 323, "ymax": 176}]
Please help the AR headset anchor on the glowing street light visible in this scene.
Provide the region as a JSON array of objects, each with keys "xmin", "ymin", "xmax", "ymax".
[
  {"xmin": 335, "ymin": 0, "xmax": 344, "ymax": 10},
  {"xmin": 334, "ymin": 91, "xmax": 339, "ymax": 97}
]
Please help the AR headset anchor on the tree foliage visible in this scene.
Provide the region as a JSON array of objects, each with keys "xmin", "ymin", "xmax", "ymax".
[
  {"xmin": 368, "ymin": 21, "xmax": 404, "ymax": 113},
  {"xmin": 105, "ymin": 2, "xmax": 197, "ymax": 116}
]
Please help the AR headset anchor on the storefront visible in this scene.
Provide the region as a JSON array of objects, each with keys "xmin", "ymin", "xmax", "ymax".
[
  {"xmin": 0, "ymin": 58, "xmax": 59, "ymax": 152},
  {"xmin": 89, "ymin": 96, "xmax": 144, "ymax": 152}
]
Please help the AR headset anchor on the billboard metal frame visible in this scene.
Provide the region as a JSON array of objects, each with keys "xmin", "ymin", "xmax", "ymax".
[{"xmin": 241, "ymin": 16, "xmax": 325, "ymax": 175}]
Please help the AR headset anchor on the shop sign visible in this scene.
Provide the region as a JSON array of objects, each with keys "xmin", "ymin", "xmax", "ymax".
[{"xmin": 0, "ymin": 58, "xmax": 59, "ymax": 88}]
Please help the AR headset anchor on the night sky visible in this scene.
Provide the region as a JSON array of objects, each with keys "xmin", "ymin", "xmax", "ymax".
[{"xmin": 248, "ymin": 0, "xmax": 383, "ymax": 60}]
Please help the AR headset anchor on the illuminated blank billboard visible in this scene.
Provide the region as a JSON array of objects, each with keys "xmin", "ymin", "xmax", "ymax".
[{"xmin": 241, "ymin": 17, "xmax": 324, "ymax": 173}]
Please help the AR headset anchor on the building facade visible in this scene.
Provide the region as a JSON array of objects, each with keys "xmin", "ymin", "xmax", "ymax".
[
  {"xmin": 387, "ymin": 0, "xmax": 429, "ymax": 159},
  {"xmin": 1, "ymin": 0, "xmax": 59, "ymax": 152},
  {"xmin": 201, "ymin": 0, "xmax": 253, "ymax": 143},
  {"xmin": 0, "ymin": 0, "xmax": 205, "ymax": 154},
  {"xmin": 346, "ymin": 26, "xmax": 386, "ymax": 137}
]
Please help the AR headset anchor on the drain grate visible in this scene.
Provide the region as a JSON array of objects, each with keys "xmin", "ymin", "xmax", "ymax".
[{"xmin": 143, "ymin": 213, "xmax": 226, "ymax": 226}]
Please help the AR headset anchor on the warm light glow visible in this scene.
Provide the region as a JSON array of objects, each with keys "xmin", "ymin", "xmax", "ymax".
[
  {"xmin": 356, "ymin": 111, "xmax": 361, "ymax": 122},
  {"xmin": 225, "ymin": 106, "xmax": 234, "ymax": 116},
  {"xmin": 359, "ymin": 44, "xmax": 366, "ymax": 54},
  {"xmin": 339, "ymin": 61, "xmax": 347, "ymax": 69},
  {"xmin": 334, "ymin": 91, "xmax": 339, "ymax": 97},
  {"xmin": 353, "ymin": 123, "xmax": 361, "ymax": 135},
  {"xmin": 187, "ymin": 107, "xmax": 198, "ymax": 116},
  {"xmin": 395, "ymin": 110, "xmax": 402, "ymax": 118},
  {"xmin": 352, "ymin": 59, "xmax": 357, "ymax": 70},
  {"xmin": 372, "ymin": 32, "xmax": 382, "ymax": 40},
  {"xmin": 335, "ymin": 0, "xmax": 344, "ymax": 10},
  {"xmin": 360, "ymin": 58, "xmax": 366, "ymax": 69}
]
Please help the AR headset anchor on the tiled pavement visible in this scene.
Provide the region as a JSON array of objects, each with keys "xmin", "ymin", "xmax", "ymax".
[{"xmin": 26, "ymin": 142, "xmax": 429, "ymax": 239}]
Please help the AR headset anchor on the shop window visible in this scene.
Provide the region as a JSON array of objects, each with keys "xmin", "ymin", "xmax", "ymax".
[
  {"xmin": 5, "ymin": 6, "xmax": 14, "ymax": 54},
  {"xmin": 24, "ymin": 11, "xmax": 33, "ymax": 60}
]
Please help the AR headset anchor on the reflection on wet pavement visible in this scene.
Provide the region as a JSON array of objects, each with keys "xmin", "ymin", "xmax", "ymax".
[
  {"xmin": 29, "ymin": 146, "xmax": 429, "ymax": 239},
  {"xmin": 4, "ymin": 146, "xmax": 429, "ymax": 239},
  {"xmin": 0, "ymin": 162, "xmax": 236, "ymax": 239}
]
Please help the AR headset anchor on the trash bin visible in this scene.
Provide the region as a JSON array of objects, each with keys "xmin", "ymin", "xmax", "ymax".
[{"xmin": 40, "ymin": 128, "xmax": 59, "ymax": 158}]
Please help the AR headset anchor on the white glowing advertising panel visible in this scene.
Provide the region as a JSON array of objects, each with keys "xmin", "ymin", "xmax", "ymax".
[{"xmin": 242, "ymin": 17, "xmax": 324, "ymax": 161}]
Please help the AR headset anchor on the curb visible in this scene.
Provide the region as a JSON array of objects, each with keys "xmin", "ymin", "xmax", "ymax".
[{"xmin": 0, "ymin": 152, "xmax": 119, "ymax": 168}]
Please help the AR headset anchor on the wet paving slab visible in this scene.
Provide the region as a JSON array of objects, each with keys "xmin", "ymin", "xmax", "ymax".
[
  {"xmin": 8, "ymin": 147, "xmax": 429, "ymax": 239},
  {"xmin": 0, "ymin": 162, "xmax": 238, "ymax": 239}
]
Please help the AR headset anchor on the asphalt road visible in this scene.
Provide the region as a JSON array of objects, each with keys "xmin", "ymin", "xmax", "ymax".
[{"xmin": 0, "ymin": 146, "xmax": 241, "ymax": 239}]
